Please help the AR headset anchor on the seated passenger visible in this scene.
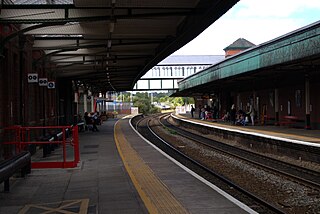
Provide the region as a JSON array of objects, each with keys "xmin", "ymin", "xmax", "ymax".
[
  {"xmin": 93, "ymin": 112, "xmax": 102, "ymax": 125},
  {"xmin": 205, "ymin": 111, "xmax": 212, "ymax": 120},
  {"xmin": 222, "ymin": 111, "xmax": 230, "ymax": 121},
  {"xmin": 84, "ymin": 112, "xmax": 99, "ymax": 132},
  {"xmin": 236, "ymin": 110, "xmax": 246, "ymax": 126}
]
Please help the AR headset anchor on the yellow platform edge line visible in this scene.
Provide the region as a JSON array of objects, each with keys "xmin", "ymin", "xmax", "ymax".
[{"xmin": 114, "ymin": 120, "xmax": 188, "ymax": 214}]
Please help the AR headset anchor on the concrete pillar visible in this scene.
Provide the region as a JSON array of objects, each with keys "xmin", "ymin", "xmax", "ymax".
[
  {"xmin": 74, "ymin": 92, "xmax": 79, "ymax": 117},
  {"xmin": 84, "ymin": 94, "xmax": 87, "ymax": 113},
  {"xmin": 305, "ymin": 75, "xmax": 311, "ymax": 129},
  {"xmin": 236, "ymin": 93, "xmax": 240, "ymax": 110},
  {"xmin": 275, "ymin": 88, "xmax": 279, "ymax": 125},
  {"xmin": 91, "ymin": 95, "xmax": 94, "ymax": 112},
  {"xmin": 102, "ymin": 93, "xmax": 106, "ymax": 111}
]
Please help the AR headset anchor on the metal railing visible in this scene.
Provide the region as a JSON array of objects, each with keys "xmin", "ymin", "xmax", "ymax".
[{"xmin": 3, "ymin": 125, "xmax": 80, "ymax": 168}]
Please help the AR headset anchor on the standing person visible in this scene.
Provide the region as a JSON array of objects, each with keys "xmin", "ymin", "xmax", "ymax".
[
  {"xmin": 190, "ymin": 105, "xmax": 195, "ymax": 118},
  {"xmin": 248, "ymin": 105, "xmax": 255, "ymax": 126},
  {"xmin": 198, "ymin": 105, "xmax": 202, "ymax": 119},
  {"xmin": 213, "ymin": 105, "xmax": 218, "ymax": 119},
  {"xmin": 201, "ymin": 106, "xmax": 206, "ymax": 120},
  {"xmin": 230, "ymin": 104, "xmax": 236, "ymax": 125}
]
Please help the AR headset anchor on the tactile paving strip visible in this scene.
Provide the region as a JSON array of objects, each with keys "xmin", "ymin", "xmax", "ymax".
[{"xmin": 114, "ymin": 120, "xmax": 188, "ymax": 214}]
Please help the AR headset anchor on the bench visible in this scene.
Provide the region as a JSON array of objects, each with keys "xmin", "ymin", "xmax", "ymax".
[
  {"xmin": 279, "ymin": 116, "xmax": 299, "ymax": 127},
  {"xmin": 0, "ymin": 151, "xmax": 31, "ymax": 192},
  {"xmin": 77, "ymin": 122, "xmax": 85, "ymax": 132},
  {"xmin": 42, "ymin": 129, "xmax": 69, "ymax": 157}
]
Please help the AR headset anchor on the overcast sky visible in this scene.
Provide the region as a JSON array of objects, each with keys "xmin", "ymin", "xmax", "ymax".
[{"xmin": 173, "ymin": 0, "xmax": 320, "ymax": 55}]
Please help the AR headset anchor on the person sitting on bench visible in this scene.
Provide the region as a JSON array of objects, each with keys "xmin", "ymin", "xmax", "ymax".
[
  {"xmin": 236, "ymin": 110, "xmax": 246, "ymax": 126},
  {"xmin": 84, "ymin": 112, "xmax": 99, "ymax": 132}
]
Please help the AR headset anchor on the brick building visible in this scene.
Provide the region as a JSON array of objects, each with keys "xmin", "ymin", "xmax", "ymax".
[{"xmin": 223, "ymin": 38, "xmax": 255, "ymax": 58}]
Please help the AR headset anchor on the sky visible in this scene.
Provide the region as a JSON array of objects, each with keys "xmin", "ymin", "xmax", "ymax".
[{"xmin": 173, "ymin": 0, "xmax": 320, "ymax": 55}]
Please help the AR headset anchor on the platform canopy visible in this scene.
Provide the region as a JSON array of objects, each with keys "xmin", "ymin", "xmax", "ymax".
[
  {"xmin": 176, "ymin": 21, "xmax": 320, "ymax": 97},
  {"xmin": 0, "ymin": 0, "xmax": 239, "ymax": 92}
]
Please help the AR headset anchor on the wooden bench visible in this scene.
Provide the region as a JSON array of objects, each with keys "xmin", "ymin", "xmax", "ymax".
[
  {"xmin": 279, "ymin": 116, "xmax": 299, "ymax": 127},
  {"xmin": 0, "ymin": 151, "xmax": 31, "ymax": 192}
]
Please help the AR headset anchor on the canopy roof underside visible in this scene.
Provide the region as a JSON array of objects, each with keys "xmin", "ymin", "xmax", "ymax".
[{"xmin": 1, "ymin": 0, "xmax": 239, "ymax": 92}]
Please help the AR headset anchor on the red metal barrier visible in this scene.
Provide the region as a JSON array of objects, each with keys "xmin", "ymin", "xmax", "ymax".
[{"xmin": 3, "ymin": 125, "xmax": 80, "ymax": 168}]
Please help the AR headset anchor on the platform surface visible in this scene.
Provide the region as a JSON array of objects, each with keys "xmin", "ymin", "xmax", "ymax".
[
  {"xmin": 177, "ymin": 113, "xmax": 320, "ymax": 145},
  {"xmin": 0, "ymin": 117, "xmax": 147, "ymax": 214},
  {"xmin": 1, "ymin": 115, "xmax": 254, "ymax": 214},
  {"xmin": 115, "ymin": 116, "xmax": 253, "ymax": 214}
]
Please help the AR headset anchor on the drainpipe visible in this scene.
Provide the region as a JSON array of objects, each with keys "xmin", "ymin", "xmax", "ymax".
[
  {"xmin": 84, "ymin": 94, "xmax": 87, "ymax": 113},
  {"xmin": 91, "ymin": 94, "xmax": 94, "ymax": 112},
  {"xmin": 19, "ymin": 36, "xmax": 26, "ymax": 125}
]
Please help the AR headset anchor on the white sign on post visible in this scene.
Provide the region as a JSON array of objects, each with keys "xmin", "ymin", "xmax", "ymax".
[
  {"xmin": 27, "ymin": 73, "xmax": 38, "ymax": 83},
  {"xmin": 48, "ymin": 81, "xmax": 55, "ymax": 89},
  {"xmin": 39, "ymin": 78, "xmax": 48, "ymax": 86}
]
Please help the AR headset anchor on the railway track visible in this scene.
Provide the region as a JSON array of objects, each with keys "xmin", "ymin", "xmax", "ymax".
[
  {"xmin": 134, "ymin": 113, "xmax": 320, "ymax": 214},
  {"xmin": 134, "ymin": 114, "xmax": 285, "ymax": 214},
  {"xmin": 161, "ymin": 114, "xmax": 320, "ymax": 189}
]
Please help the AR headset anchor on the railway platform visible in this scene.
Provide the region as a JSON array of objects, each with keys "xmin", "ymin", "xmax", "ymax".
[
  {"xmin": 0, "ymin": 115, "xmax": 255, "ymax": 214},
  {"xmin": 176, "ymin": 113, "xmax": 320, "ymax": 144},
  {"xmin": 0, "ymin": 117, "xmax": 147, "ymax": 214},
  {"xmin": 173, "ymin": 113, "xmax": 320, "ymax": 170}
]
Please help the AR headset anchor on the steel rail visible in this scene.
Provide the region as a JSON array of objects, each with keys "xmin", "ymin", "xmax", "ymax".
[
  {"xmin": 136, "ymin": 114, "xmax": 285, "ymax": 214},
  {"xmin": 161, "ymin": 115, "xmax": 320, "ymax": 190}
]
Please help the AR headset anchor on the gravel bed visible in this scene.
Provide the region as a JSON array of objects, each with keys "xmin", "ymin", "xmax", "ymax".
[
  {"xmin": 168, "ymin": 117, "xmax": 320, "ymax": 173},
  {"xmin": 150, "ymin": 118, "xmax": 320, "ymax": 214}
]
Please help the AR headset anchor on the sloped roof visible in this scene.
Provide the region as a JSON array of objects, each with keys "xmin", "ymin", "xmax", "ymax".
[
  {"xmin": 158, "ymin": 55, "xmax": 224, "ymax": 65},
  {"xmin": 223, "ymin": 38, "xmax": 255, "ymax": 51}
]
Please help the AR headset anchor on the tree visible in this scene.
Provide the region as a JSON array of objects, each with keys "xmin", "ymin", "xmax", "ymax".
[
  {"xmin": 132, "ymin": 92, "xmax": 194, "ymax": 114},
  {"xmin": 170, "ymin": 97, "xmax": 184, "ymax": 107},
  {"xmin": 116, "ymin": 92, "xmax": 132, "ymax": 102},
  {"xmin": 132, "ymin": 92, "xmax": 160, "ymax": 114}
]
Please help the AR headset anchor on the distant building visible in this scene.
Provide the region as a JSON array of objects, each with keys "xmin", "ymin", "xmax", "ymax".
[
  {"xmin": 143, "ymin": 55, "xmax": 225, "ymax": 78},
  {"xmin": 135, "ymin": 55, "xmax": 224, "ymax": 90},
  {"xmin": 223, "ymin": 38, "xmax": 255, "ymax": 58}
]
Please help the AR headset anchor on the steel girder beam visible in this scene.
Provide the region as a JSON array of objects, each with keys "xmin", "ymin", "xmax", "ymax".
[
  {"xmin": 0, "ymin": 8, "xmax": 195, "ymax": 24},
  {"xmin": 33, "ymin": 39, "xmax": 163, "ymax": 50}
]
